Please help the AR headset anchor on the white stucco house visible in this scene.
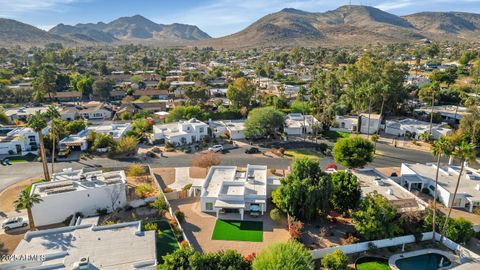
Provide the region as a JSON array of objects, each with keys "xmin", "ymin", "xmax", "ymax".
[
  {"xmin": 151, "ymin": 118, "xmax": 208, "ymax": 146},
  {"xmin": 30, "ymin": 168, "xmax": 127, "ymax": 227},
  {"xmin": 385, "ymin": 118, "xmax": 452, "ymax": 139},
  {"xmin": 201, "ymin": 165, "xmax": 277, "ymax": 220},
  {"xmin": 284, "ymin": 113, "xmax": 320, "ymax": 136},
  {"xmin": 332, "ymin": 114, "xmax": 382, "ymax": 134},
  {"xmin": 210, "ymin": 120, "xmax": 246, "ymax": 140},
  {"xmin": 59, "ymin": 123, "xmax": 132, "ymax": 151},
  {"xmin": 0, "ymin": 126, "xmax": 46, "ymax": 155},
  {"xmin": 398, "ymin": 163, "xmax": 480, "ymax": 214}
]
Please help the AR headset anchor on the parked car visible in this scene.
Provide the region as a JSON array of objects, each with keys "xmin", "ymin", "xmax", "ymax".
[
  {"xmin": 208, "ymin": 145, "xmax": 224, "ymax": 153},
  {"xmin": 245, "ymin": 147, "xmax": 260, "ymax": 154},
  {"xmin": 2, "ymin": 217, "xmax": 28, "ymax": 231}
]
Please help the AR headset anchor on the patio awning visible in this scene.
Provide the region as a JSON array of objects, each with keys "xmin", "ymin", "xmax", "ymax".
[{"xmin": 214, "ymin": 200, "xmax": 245, "ymax": 209}]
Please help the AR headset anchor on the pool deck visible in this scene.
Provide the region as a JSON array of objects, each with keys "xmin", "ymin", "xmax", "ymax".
[{"xmin": 388, "ymin": 248, "xmax": 457, "ymax": 270}]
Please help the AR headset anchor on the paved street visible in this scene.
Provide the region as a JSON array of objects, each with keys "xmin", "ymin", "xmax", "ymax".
[{"xmin": 0, "ymin": 140, "xmax": 440, "ymax": 192}]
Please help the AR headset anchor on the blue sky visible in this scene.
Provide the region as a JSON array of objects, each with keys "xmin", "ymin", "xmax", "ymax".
[{"xmin": 1, "ymin": 0, "xmax": 480, "ymax": 37}]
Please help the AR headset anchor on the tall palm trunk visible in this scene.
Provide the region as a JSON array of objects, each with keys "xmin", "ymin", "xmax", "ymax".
[
  {"xmin": 51, "ymin": 132, "xmax": 55, "ymax": 174},
  {"xmin": 27, "ymin": 207, "xmax": 36, "ymax": 231},
  {"xmin": 39, "ymin": 133, "xmax": 50, "ymax": 181},
  {"xmin": 429, "ymin": 91, "xmax": 435, "ymax": 134},
  {"xmin": 440, "ymin": 160, "xmax": 465, "ymax": 243},
  {"xmin": 432, "ymin": 153, "xmax": 442, "ymax": 241}
]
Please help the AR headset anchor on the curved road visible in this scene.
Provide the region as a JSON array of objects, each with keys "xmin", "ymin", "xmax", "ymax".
[{"xmin": 0, "ymin": 141, "xmax": 440, "ymax": 192}]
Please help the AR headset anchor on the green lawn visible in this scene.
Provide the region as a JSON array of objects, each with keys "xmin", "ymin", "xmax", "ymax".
[
  {"xmin": 152, "ymin": 221, "xmax": 179, "ymax": 263},
  {"xmin": 6, "ymin": 153, "xmax": 37, "ymax": 163},
  {"xmin": 356, "ymin": 261, "xmax": 391, "ymax": 270},
  {"xmin": 212, "ymin": 219, "xmax": 263, "ymax": 242},
  {"xmin": 322, "ymin": 130, "xmax": 350, "ymax": 141},
  {"xmin": 284, "ymin": 149, "xmax": 322, "ymax": 160}
]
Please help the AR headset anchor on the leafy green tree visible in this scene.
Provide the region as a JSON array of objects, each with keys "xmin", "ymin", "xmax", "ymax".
[
  {"xmin": 244, "ymin": 107, "xmax": 284, "ymax": 139},
  {"xmin": 89, "ymin": 132, "xmax": 116, "ymax": 151},
  {"xmin": 149, "ymin": 196, "xmax": 169, "ymax": 215},
  {"xmin": 14, "ymin": 190, "xmax": 42, "ymax": 231},
  {"xmin": 321, "ymin": 250, "xmax": 348, "ymax": 270},
  {"xmin": 333, "ymin": 137, "xmax": 375, "ymax": 168},
  {"xmin": 28, "ymin": 111, "xmax": 50, "ymax": 181},
  {"xmin": 166, "ymin": 105, "xmax": 209, "ymax": 122},
  {"xmin": 132, "ymin": 118, "xmax": 153, "ymax": 139},
  {"xmin": 330, "ymin": 171, "xmax": 361, "ymax": 215},
  {"xmin": 193, "ymin": 250, "xmax": 250, "ymax": 270},
  {"xmin": 352, "ymin": 192, "xmax": 402, "ymax": 240},
  {"xmin": 65, "ymin": 120, "xmax": 87, "ymax": 134},
  {"xmin": 252, "ymin": 241, "xmax": 313, "ymax": 270},
  {"xmin": 184, "ymin": 86, "xmax": 209, "ymax": 105},
  {"xmin": 445, "ymin": 218, "xmax": 475, "ymax": 244},
  {"xmin": 32, "ymin": 64, "xmax": 57, "ymax": 101},
  {"xmin": 46, "ymin": 105, "xmax": 60, "ymax": 173},
  {"xmin": 272, "ymin": 159, "xmax": 331, "ymax": 220},
  {"xmin": 93, "ymin": 77, "xmax": 114, "ymax": 100},
  {"xmin": 115, "ymin": 136, "xmax": 138, "ymax": 155},
  {"xmin": 159, "ymin": 246, "xmax": 197, "ymax": 270},
  {"xmin": 71, "ymin": 73, "xmax": 93, "ymax": 97},
  {"xmin": 227, "ymin": 77, "xmax": 255, "ymax": 108}
]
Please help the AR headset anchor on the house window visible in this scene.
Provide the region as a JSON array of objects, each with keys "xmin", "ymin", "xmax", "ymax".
[
  {"xmin": 206, "ymin": 202, "xmax": 213, "ymax": 211},
  {"xmin": 199, "ymin": 127, "xmax": 204, "ymax": 133},
  {"xmin": 341, "ymin": 122, "xmax": 345, "ymax": 128},
  {"xmin": 453, "ymin": 197, "xmax": 462, "ymax": 207}
]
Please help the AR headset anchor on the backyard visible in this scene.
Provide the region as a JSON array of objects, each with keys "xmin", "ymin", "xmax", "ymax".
[
  {"xmin": 153, "ymin": 220, "xmax": 179, "ymax": 262},
  {"xmin": 212, "ymin": 219, "xmax": 263, "ymax": 242},
  {"xmin": 322, "ymin": 130, "xmax": 350, "ymax": 141}
]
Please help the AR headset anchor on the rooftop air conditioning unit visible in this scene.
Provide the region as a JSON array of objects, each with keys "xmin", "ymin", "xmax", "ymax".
[{"xmin": 74, "ymin": 257, "xmax": 90, "ymax": 270}]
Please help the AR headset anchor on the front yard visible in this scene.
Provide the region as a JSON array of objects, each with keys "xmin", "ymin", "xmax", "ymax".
[
  {"xmin": 212, "ymin": 220, "xmax": 263, "ymax": 242},
  {"xmin": 284, "ymin": 149, "xmax": 322, "ymax": 160}
]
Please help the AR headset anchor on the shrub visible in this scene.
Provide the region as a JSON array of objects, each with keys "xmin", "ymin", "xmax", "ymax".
[
  {"xmin": 150, "ymin": 197, "xmax": 169, "ymax": 215},
  {"xmin": 63, "ymin": 215, "xmax": 74, "ymax": 226},
  {"xmin": 179, "ymin": 240, "xmax": 189, "ymax": 249},
  {"xmin": 126, "ymin": 164, "xmax": 147, "ymax": 177},
  {"xmin": 288, "ymin": 219, "xmax": 304, "ymax": 241},
  {"xmin": 252, "ymin": 242, "xmax": 312, "ymax": 270},
  {"xmin": 269, "ymin": 208, "xmax": 283, "ymax": 224},
  {"xmin": 182, "ymin": 184, "xmax": 192, "ymax": 191},
  {"xmin": 174, "ymin": 210, "xmax": 185, "ymax": 223},
  {"xmin": 143, "ymin": 222, "xmax": 158, "ymax": 231},
  {"xmin": 317, "ymin": 143, "xmax": 328, "ymax": 153},
  {"xmin": 321, "ymin": 250, "xmax": 348, "ymax": 270},
  {"xmin": 135, "ymin": 184, "xmax": 155, "ymax": 198},
  {"xmin": 115, "ymin": 136, "xmax": 138, "ymax": 155}
]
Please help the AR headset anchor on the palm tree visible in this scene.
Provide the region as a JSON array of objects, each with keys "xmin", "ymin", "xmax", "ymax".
[
  {"xmin": 428, "ymin": 82, "xmax": 439, "ymax": 134},
  {"xmin": 440, "ymin": 140, "xmax": 476, "ymax": 242},
  {"xmin": 28, "ymin": 111, "xmax": 50, "ymax": 181},
  {"xmin": 430, "ymin": 136, "xmax": 454, "ymax": 241},
  {"xmin": 14, "ymin": 189, "xmax": 43, "ymax": 231},
  {"xmin": 46, "ymin": 105, "xmax": 60, "ymax": 174}
]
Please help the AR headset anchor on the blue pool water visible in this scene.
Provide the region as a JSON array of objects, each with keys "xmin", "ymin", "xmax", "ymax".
[{"xmin": 395, "ymin": 253, "xmax": 451, "ymax": 270}]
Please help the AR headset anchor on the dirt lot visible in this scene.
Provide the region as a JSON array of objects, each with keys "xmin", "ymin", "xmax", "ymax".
[
  {"xmin": 189, "ymin": 167, "xmax": 207, "ymax": 179},
  {"xmin": 0, "ymin": 231, "xmax": 25, "ymax": 255},
  {"xmin": 0, "ymin": 178, "xmax": 39, "ymax": 213},
  {"xmin": 170, "ymin": 197, "xmax": 290, "ymax": 255},
  {"xmin": 151, "ymin": 168, "xmax": 175, "ymax": 189}
]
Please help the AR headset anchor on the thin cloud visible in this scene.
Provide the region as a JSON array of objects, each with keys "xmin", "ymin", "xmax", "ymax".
[{"xmin": 0, "ymin": 0, "xmax": 84, "ymax": 16}]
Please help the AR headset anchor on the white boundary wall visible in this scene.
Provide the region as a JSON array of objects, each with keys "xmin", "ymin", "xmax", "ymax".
[{"xmin": 312, "ymin": 232, "xmax": 480, "ymax": 264}]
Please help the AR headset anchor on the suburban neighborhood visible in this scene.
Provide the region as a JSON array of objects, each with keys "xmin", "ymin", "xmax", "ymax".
[{"xmin": 1, "ymin": 2, "xmax": 480, "ymax": 270}]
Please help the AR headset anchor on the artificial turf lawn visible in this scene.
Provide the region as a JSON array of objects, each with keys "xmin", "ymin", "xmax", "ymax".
[
  {"xmin": 356, "ymin": 261, "xmax": 392, "ymax": 270},
  {"xmin": 155, "ymin": 221, "xmax": 179, "ymax": 263},
  {"xmin": 211, "ymin": 219, "xmax": 263, "ymax": 242}
]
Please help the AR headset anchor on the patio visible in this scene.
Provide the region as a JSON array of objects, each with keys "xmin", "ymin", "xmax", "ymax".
[{"xmin": 170, "ymin": 197, "xmax": 290, "ymax": 255}]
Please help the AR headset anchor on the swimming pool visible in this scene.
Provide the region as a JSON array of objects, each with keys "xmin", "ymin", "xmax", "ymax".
[{"xmin": 389, "ymin": 249, "xmax": 454, "ymax": 270}]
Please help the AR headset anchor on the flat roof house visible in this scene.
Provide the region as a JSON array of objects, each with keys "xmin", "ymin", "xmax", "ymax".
[
  {"xmin": 399, "ymin": 163, "xmax": 480, "ymax": 213},
  {"xmin": 385, "ymin": 118, "xmax": 452, "ymax": 139},
  {"xmin": 30, "ymin": 168, "xmax": 127, "ymax": 227},
  {"xmin": 284, "ymin": 113, "xmax": 320, "ymax": 136},
  {"xmin": 2, "ymin": 221, "xmax": 156, "ymax": 270},
  {"xmin": 352, "ymin": 168, "xmax": 425, "ymax": 213},
  {"xmin": 0, "ymin": 126, "xmax": 43, "ymax": 155},
  {"xmin": 332, "ymin": 114, "xmax": 382, "ymax": 134},
  {"xmin": 5, "ymin": 106, "xmax": 50, "ymax": 122},
  {"xmin": 59, "ymin": 123, "xmax": 131, "ymax": 151},
  {"xmin": 210, "ymin": 119, "xmax": 246, "ymax": 140},
  {"xmin": 201, "ymin": 165, "xmax": 270, "ymax": 220},
  {"xmin": 151, "ymin": 118, "xmax": 208, "ymax": 146}
]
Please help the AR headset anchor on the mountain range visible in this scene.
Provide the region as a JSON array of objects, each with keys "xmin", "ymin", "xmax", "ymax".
[{"xmin": 1, "ymin": 5, "xmax": 480, "ymax": 48}]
